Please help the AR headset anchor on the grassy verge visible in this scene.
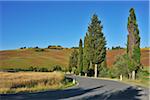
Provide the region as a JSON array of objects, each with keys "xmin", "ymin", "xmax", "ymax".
[
  {"xmin": 0, "ymin": 72, "xmax": 75, "ymax": 94},
  {"xmin": 121, "ymin": 77, "xmax": 149, "ymax": 88},
  {"xmin": 61, "ymin": 81, "xmax": 76, "ymax": 89},
  {"xmin": 97, "ymin": 77, "xmax": 149, "ymax": 88}
]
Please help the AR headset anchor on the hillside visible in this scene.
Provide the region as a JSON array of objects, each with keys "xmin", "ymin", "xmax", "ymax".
[
  {"xmin": 0, "ymin": 48, "xmax": 149, "ymax": 70},
  {"xmin": 0, "ymin": 48, "xmax": 72, "ymax": 70},
  {"xmin": 106, "ymin": 48, "xmax": 150, "ymax": 67}
]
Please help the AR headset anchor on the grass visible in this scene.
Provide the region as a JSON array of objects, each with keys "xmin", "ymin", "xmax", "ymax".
[
  {"xmin": 97, "ymin": 67, "xmax": 149, "ymax": 88},
  {"xmin": 0, "ymin": 71, "xmax": 74, "ymax": 94},
  {"xmin": 0, "ymin": 49, "xmax": 72, "ymax": 70},
  {"xmin": 96, "ymin": 77, "xmax": 149, "ymax": 88},
  {"xmin": 121, "ymin": 78, "xmax": 149, "ymax": 88}
]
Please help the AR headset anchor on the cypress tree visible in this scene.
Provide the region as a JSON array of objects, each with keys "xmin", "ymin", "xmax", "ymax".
[
  {"xmin": 88, "ymin": 14, "xmax": 106, "ymax": 77},
  {"xmin": 87, "ymin": 24, "xmax": 94, "ymax": 69},
  {"xmin": 78, "ymin": 39, "xmax": 83, "ymax": 75},
  {"xmin": 83, "ymin": 33, "xmax": 90, "ymax": 76},
  {"xmin": 68, "ymin": 49, "xmax": 78, "ymax": 74},
  {"xmin": 127, "ymin": 8, "xmax": 141, "ymax": 80}
]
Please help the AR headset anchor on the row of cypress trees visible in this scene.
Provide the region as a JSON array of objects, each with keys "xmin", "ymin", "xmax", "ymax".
[
  {"xmin": 69, "ymin": 14, "xmax": 107, "ymax": 77},
  {"xmin": 69, "ymin": 8, "xmax": 141, "ymax": 79}
]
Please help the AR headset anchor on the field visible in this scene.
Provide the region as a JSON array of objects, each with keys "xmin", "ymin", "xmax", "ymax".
[
  {"xmin": 0, "ymin": 48, "xmax": 72, "ymax": 70},
  {"xmin": 0, "ymin": 48, "xmax": 149, "ymax": 70},
  {"xmin": 0, "ymin": 72, "xmax": 68, "ymax": 94}
]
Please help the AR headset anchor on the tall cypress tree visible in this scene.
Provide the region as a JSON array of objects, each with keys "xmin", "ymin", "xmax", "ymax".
[
  {"xmin": 87, "ymin": 14, "xmax": 106, "ymax": 77},
  {"xmin": 91, "ymin": 14, "xmax": 106, "ymax": 77},
  {"xmin": 68, "ymin": 49, "xmax": 78, "ymax": 74},
  {"xmin": 87, "ymin": 23, "xmax": 94, "ymax": 69},
  {"xmin": 78, "ymin": 39, "xmax": 83, "ymax": 75},
  {"xmin": 127, "ymin": 8, "xmax": 141, "ymax": 80},
  {"xmin": 83, "ymin": 33, "xmax": 90, "ymax": 76}
]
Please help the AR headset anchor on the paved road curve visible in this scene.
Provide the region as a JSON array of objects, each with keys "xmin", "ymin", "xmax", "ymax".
[{"xmin": 0, "ymin": 75, "xmax": 149, "ymax": 100}]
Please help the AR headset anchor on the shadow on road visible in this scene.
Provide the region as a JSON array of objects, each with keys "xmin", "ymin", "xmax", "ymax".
[
  {"xmin": 1, "ymin": 86, "xmax": 145, "ymax": 100},
  {"xmin": 0, "ymin": 85, "xmax": 104, "ymax": 100},
  {"xmin": 83, "ymin": 86, "xmax": 143, "ymax": 100}
]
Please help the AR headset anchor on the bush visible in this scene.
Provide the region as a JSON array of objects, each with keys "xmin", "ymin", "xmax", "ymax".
[
  {"xmin": 51, "ymin": 65, "xmax": 62, "ymax": 71},
  {"xmin": 28, "ymin": 66, "xmax": 49, "ymax": 72},
  {"xmin": 137, "ymin": 69, "xmax": 149, "ymax": 79},
  {"xmin": 98, "ymin": 66, "xmax": 109, "ymax": 77},
  {"xmin": 35, "ymin": 48, "xmax": 45, "ymax": 52},
  {"xmin": 47, "ymin": 45, "xmax": 63, "ymax": 50}
]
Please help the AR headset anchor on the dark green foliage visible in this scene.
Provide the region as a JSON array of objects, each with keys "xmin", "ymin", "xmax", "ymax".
[
  {"xmin": 51, "ymin": 65, "xmax": 62, "ymax": 71},
  {"xmin": 90, "ymin": 14, "xmax": 106, "ymax": 65},
  {"xmin": 78, "ymin": 39, "xmax": 83, "ymax": 74},
  {"xmin": 28, "ymin": 66, "xmax": 49, "ymax": 72},
  {"xmin": 68, "ymin": 49, "xmax": 78, "ymax": 73},
  {"xmin": 127, "ymin": 35, "xmax": 129, "ymax": 53},
  {"xmin": 20, "ymin": 47, "xmax": 26, "ymax": 49},
  {"xmin": 113, "ymin": 54, "xmax": 130, "ymax": 77},
  {"xmin": 35, "ymin": 46, "xmax": 39, "ymax": 49},
  {"xmin": 83, "ymin": 33, "xmax": 90, "ymax": 74},
  {"xmin": 137, "ymin": 69, "xmax": 149, "ymax": 79},
  {"xmin": 35, "ymin": 48, "xmax": 45, "ymax": 52},
  {"xmin": 112, "ymin": 46, "xmax": 124, "ymax": 50},
  {"xmin": 3, "ymin": 67, "xmax": 50, "ymax": 72},
  {"xmin": 71, "ymin": 47, "xmax": 79, "ymax": 49},
  {"xmin": 48, "ymin": 45, "xmax": 63, "ymax": 50},
  {"xmin": 87, "ymin": 28, "xmax": 94, "ymax": 66},
  {"xmin": 127, "ymin": 8, "xmax": 141, "ymax": 74},
  {"xmin": 88, "ymin": 14, "xmax": 107, "ymax": 76},
  {"xmin": 68, "ymin": 56, "xmax": 72, "ymax": 73},
  {"xmin": 82, "ymin": 14, "xmax": 107, "ymax": 76},
  {"xmin": 98, "ymin": 66, "xmax": 109, "ymax": 77}
]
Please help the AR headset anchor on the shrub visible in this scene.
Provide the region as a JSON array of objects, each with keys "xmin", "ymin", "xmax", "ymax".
[
  {"xmin": 35, "ymin": 48, "xmax": 45, "ymax": 52},
  {"xmin": 137, "ymin": 69, "xmax": 149, "ymax": 79},
  {"xmin": 51, "ymin": 65, "xmax": 62, "ymax": 71},
  {"xmin": 98, "ymin": 66, "xmax": 108, "ymax": 77}
]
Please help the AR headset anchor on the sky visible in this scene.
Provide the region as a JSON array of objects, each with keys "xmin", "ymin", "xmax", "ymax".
[{"xmin": 0, "ymin": 1, "xmax": 149, "ymax": 50}]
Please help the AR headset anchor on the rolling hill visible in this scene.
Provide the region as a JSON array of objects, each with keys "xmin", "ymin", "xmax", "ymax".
[
  {"xmin": 0, "ymin": 48, "xmax": 72, "ymax": 70},
  {"xmin": 0, "ymin": 48, "xmax": 149, "ymax": 70}
]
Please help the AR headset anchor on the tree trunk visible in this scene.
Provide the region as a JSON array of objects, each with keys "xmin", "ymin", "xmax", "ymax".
[
  {"xmin": 120, "ymin": 74, "xmax": 123, "ymax": 81},
  {"xmin": 90, "ymin": 61, "xmax": 92, "ymax": 69},
  {"xmin": 79, "ymin": 73, "xmax": 81, "ymax": 76},
  {"xmin": 71, "ymin": 71, "xmax": 73, "ymax": 74},
  {"xmin": 132, "ymin": 70, "xmax": 135, "ymax": 80},
  {"xmin": 85, "ymin": 73, "xmax": 87, "ymax": 77},
  {"xmin": 128, "ymin": 73, "xmax": 131, "ymax": 79},
  {"xmin": 73, "ymin": 79, "xmax": 76, "ymax": 84},
  {"xmin": 94, "ymin": 64, "xmax": 97, "ymax": 78}
]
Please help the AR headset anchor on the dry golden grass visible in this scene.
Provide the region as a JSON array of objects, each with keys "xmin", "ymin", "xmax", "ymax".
[{"xmin": 0, "ymin": 72, "xmax": 64, "ymax": 94}]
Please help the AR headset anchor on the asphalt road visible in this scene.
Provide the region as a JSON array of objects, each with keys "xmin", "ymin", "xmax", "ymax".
[{"xmin": 0, "ymin": 75, "xmax": 149, "ymax": 100}]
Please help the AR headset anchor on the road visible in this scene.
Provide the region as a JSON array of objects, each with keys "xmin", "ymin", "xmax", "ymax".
[{"xmin": 0, "ymin": 75, "xmax": 149, "ymax": 100}]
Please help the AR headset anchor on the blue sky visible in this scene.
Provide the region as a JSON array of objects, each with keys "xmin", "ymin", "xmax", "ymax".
[{"xmin": 0, "ymin": 1, "xmax": 149, "ymax": 50}]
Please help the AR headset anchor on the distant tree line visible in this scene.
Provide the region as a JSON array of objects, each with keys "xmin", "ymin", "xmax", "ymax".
[
  {"xmin": 47, "ymin": 45, "xmax": 63, "ymax": 50},
  {"xmin": 111, "ymin": 46, "xmax": 124, "ymax": 50},
  {"xmin": 1, "ymin": 65, "xmax": 64, "ymax": 72},
  {"xmin": 19, "ymin": 45, "xmax": 65, "ymax": 51},
  {"xmin": 71, "ymin": 47, "xmax": 79, "ymax": 49}
]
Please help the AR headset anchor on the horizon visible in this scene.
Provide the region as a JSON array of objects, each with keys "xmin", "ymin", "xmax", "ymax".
[{"xmin": 0, "ymin": 1, "xmax": 149, "ymax": 50}]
